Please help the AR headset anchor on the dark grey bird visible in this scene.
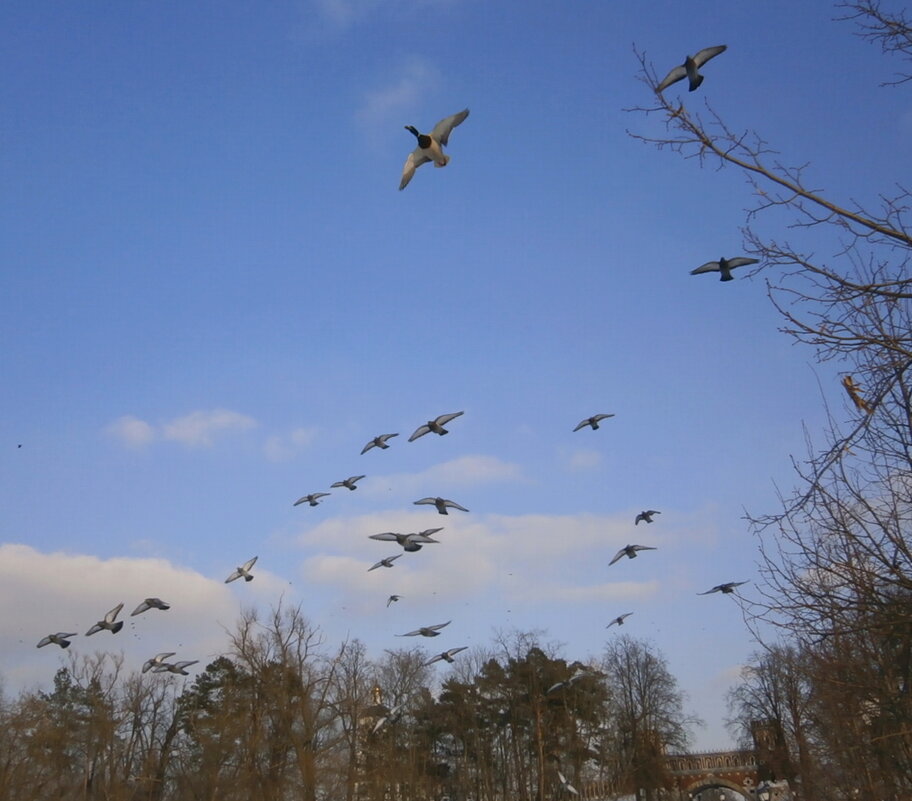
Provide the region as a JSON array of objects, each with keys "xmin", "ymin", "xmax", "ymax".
[
  {"xmin": 414, "ymin": 497, "xmax": 469, "ymax": 515},
  {"xmin": 37, "ymin": 632, "xmax": 77, "ymax": 649},
  {"xmin": 690, "ymin": 256, "xmax": 758, "ymax": 282},
  {"xmin": 387, "ymin": 594, "xmax": 402, "ymax": 607},
  {"xmin": 361, "ymin": 433, "xmax": 398, "ymax": 454},
  {"xmin": 131, "ymin": 597, "xmax": 170, "ymax": 616},
  {"xmin": 635, "ymin": 510, "xmax": 661, "ymax": 525},
  {"xmin": 331, "ymin": 475, "xmax": 365, "ymax": 491},
  {"xmin": 142, "ymin": 652, "xmax": 176, "ymax": 673},
  {"xmin": 606, "ymin": 612, "xmax": 634, "ymax": 628},
  {"xmin": 153, "ymin": 660, "xmax": 198, "ymax": 675},
  {"xmin": 609, "ymin": 544, "xmax": 657, "ymax": 566},
  {"xmin": 699, "ymin": 581, "xmax": 749, "ymax": 595},
  {"xmin": 86, "ymin": 603, "xmax": 125, "ymax": 636},
  {"xmin": 656, "ymin": 45, "xmax": 727, "ymax": 93},
  {"xmin": 400, "ymin": 110, "xmax": 470, "ymax": 190},
  {"xmin": 423, "ymin": 646, "xmax": 468, "ymax": 666},
  {"xmin": 398, "ymin": 620, "xmax": 451, "ymax": 637},
  {"xmin": 573, "ymin": 413, "xmax": 615, "ymax": 432},
  {"xmin": 370, "ymin": 531, "xmax": 441, "ymax": 552},
  {"xmin": 293, "ymin": 491, "xmax": 330, "ymax": 507},
  {"xmin": 368, "ymin": 554, "xmax": 402, "ymax": 572},
  {"xmin": 225, "ymin": 556, "xmax": 257, "ymax": 583},
  {"xmin": 408, "ymin": 411, "xmax": 465, "ymax": 441}
]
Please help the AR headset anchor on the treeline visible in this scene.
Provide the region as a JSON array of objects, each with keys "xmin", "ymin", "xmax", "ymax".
[{"xmin": 0, "ymin": 608, "xmax": 695, "ymax": 801}]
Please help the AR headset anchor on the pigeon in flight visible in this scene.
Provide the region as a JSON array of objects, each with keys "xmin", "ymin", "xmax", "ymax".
[
  {"xmin": 699, "ymin": 581, "xmax": 749, "ymax": 595},
  {"xmin": 656, "ymin": 45, "xmax": 727, "ymax": 93},
  {"xmin": 361, "ymin": 433, "xmax": 398, "ymax": 454},
  {"xmin": 142, "ymin": 652, "xmax": 176, "ymax": 673},
  {"xmin": 372, "ymin": 702, "xmax": 404, "ymax": 734},
  {"xmin": 293, "ymin": 492, "xmax": 330, "ymax": 507},
  {"xmin": 370, "ymin": 531, "xmax": 441, "ymax": 552},
  {"xmin": 557, "ymin": 771, "xmax": 580, "ymax": 796},
  {"xmin": 690, "ymin": 256, "xmax": 758, "ymax": 282},
  {"xmin": 37, "ymin": 632, "xmax": 77, "ymax": 649},
  {"xmin": 573, "ymin": 414, "xmax": 615, "ymax": 432},
  {"xmin": 408, "ymin": 411, "xmax": 465, "ymax": 441},
  {"xmin": 331, "ymin": 475, "xmax": 365, "ymax": 491},
  {"xmin": 635, "ymin": 510, "xmax": 661, "ymax": 525},
  {"xmin": 609, "ymin": 544, "xmax": 657, "ymax": 566},
  {"xmin": 546, "ymin": 670, "xmax": 594, "ymax": 695},
  {"xmin": 225, "ymin": 556, "xmax": 258, "ymax": 583},
  {"xmin": 414, "ymin": 497, "xmax": 469, "ymax": 515},
  {"xmin": 86, "ymin": 603, "xmax": 125, "ymax": 636},
  {"xmin": 398, "ymin": 620, "xmax": 451, "ymax": 637},
  {"xmin": 606, "ymin": 613, "xmax": 634, "ymax": 628},
  {"xmin": 153, "ymin": 660, "xmax": 199, "ymax": 675},
  {"xmin": 399, "ymin": 110, "xmax": 470, "ymax": 190},
  {"xmin": 131, "ymin": 597, "xmax": 170, "ymax": 616},
  {"xmin": 368, "ymin": 554, "xmax": 402, "ymax": 572},
  {"xmin": 387, "ymin": 594, "xmax": 402, "ymax": 607},
  {"xmin": 423, "ymin": 646, "xmax": 468, "ymax": 666}
]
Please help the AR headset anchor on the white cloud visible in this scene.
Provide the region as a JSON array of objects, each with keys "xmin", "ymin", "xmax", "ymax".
[
  {"xmin": 314, "ymin": 0, "xmax": 456, "ymax": 28},
  {"xmin": 564, "ymin": 449, "xmax": 602, "ymax": 471},
  {"xmin": 295, "ymin": 510, "xmax": 657, "ymax": 611},
  {"xmin": 162, "ymin": 409, "xmax": 257, "ymax": 447},
  {"xmin": 0, "ymin": 544, "xmax": 287, "ymax": 695},
  {"xmin": 363, "ymin": 454, "xmax": 524, "ymax": 497},
  {"xmin": 263, "ymin": 427, "xmax": 318, "ymax": 461},
  {"xmin": 105, "ymin": 415, "xmax": 155, "ymax": 448},
  {"xmin": 356, "ymin": 57, "xmax": 441, "ymax": 133}
]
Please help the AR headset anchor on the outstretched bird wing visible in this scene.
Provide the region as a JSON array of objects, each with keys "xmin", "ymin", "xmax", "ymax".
[
  {"xmin": 400, "ymin": 151, "xmax": 431, "ymax": 191},
  {"xmin": 104, "ymin": 603, "xmax": 124, "ymax": 624},
  {"xmin": 431, "ymin": 109, "xmax": 469, "ymax": 146},
  {"xmin": 434, "ymin": 411, "xmax": 464, "ymax": 426},
  {"xmin": 408, "ymin": 424, "xmax": 432, "ymax": 441},
  {"xmin": 692, "ymin": 44, "xmax": 727, "ymax": 67},
  {"xmin": 690, "ymin": 261, "xmax": 721, "ymax": 275}
]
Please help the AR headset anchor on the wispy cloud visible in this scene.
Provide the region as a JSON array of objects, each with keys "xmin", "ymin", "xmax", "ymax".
[
  {"xmin": 105, "ymin": 415, "xmax": 156, "ymax": 448},
  {"xmin": 263, "ymin": 427, "xmax": 318, "ymax": 462},
  {"xmin": 356, "ymin": 57, "xmax": 441, "ymax": 134},
  {"xmin": 162, "ymin": 409, "xmax": 258, "ymax": 447},
  {"xmin": 0, "ymin": 544, "xmax": 286, "ymax": 694},
  {"xmin": 564, "ymin": 449, "xmax": 602, "ymax": 471},
  {"xmin": 314, "ymin": 0, "xmax": 456, "ymax": 28},
  {"xmin": 105, "ymin": 408, "xmax": 258, "ymax": 449},
  {"xmin": 362, "ymin": 454, "xmax": 525, "ymax": 497}
]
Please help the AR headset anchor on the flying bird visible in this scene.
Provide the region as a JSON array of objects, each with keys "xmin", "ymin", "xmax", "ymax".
[
  {"xmin": 635, "ymin": 510, "xmax": 661, "ymax": 525},
  {"xmin": 153, "ymin": 660, "xmax": 199, "ymax": 676},
  {"xmin": 37, "ymin": 632, "xmax": 77, "ymax": 649},
  {"xmin": 399, "ymin": 109, "xmax": 470, "ymax": 190},
  {"xmin": 331, "ymin": 475, "xmax": 365, "ymax": 491},
  {"xmin": 86, "ymin": 603, "xmax": 125, "ymax": 636},
  {"xmin": 606, "ymin": 613, "xmax": 634, "ymax": 628},
  {"xmin": 361, "ymin": 433, "xmax": 398, "ymax": 454},
  {"xmin": 408, "ymin": 411, "xmax": 465, "ymax": 441},
  {"xmin": 423, "ymin": 646, "xmax": 468, "ymax": 666},
  {"xmin": 372, "ymin": 702, "xmax": 404, "ymax": 734},
  {"xmin": 573, "ymin": 413, "xmax": 615, "ymax": 431},
  {"xmin": 557, "ymin": 771, "xmax": 580, "ymax": 797},
  {"xmin": 370, "ymin": 531, "xmax": 441, "ymax": 552},
  {"xmin": 609, "ymin": 544, "xmax": 657, "ymax": 566},
  {"xmin": 225, "ymin": 556, "xmax": 258, "ymax": 583},
  {"xmin": 414, "ymin": 497, "xmax": 469, "ymax": 515},
  {"xmin": 699, "ymin": 581, "xmax": 749, "ymax": 595},
  {"xmin": 546, "ymin": 670, "xmax": 593, "ymax": 695},
  {"xmin": 293, "ymin": 491, "xmax": 330, "ymax": 507},
  {"xmin": 656, "ymin": 45, "xmax": 727, "ymax": 93},
  {"xmin": 142, "ymin": 652, "xmax": 176, "ymax": 673},
  {"xmin": 398, "ymin": 620, "xmax": 451, "ymax": 637},
  {"xmin": 387, "ymin": 594, "xmax": 402, "ymax": 607},
  {"xmin": 131, "ymin": 597, "xmax": 170, "ymax": 616},
  {"xmin": 368, "ymin": 554, "xmax": 402, "ymax": 572},
  {"xmin": 690, "ymin": 256, "xmax": 758, "ymax": 282}
]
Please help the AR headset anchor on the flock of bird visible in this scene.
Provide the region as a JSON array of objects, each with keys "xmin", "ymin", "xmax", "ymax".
[{"xmin": 34, "ymin": 46, "xmax": 750, "ymax": 701}]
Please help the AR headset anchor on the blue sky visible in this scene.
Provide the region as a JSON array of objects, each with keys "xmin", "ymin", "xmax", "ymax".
[{"xmin": 1, "ymin": 0, "xmax": 905, "ymax": 749}]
